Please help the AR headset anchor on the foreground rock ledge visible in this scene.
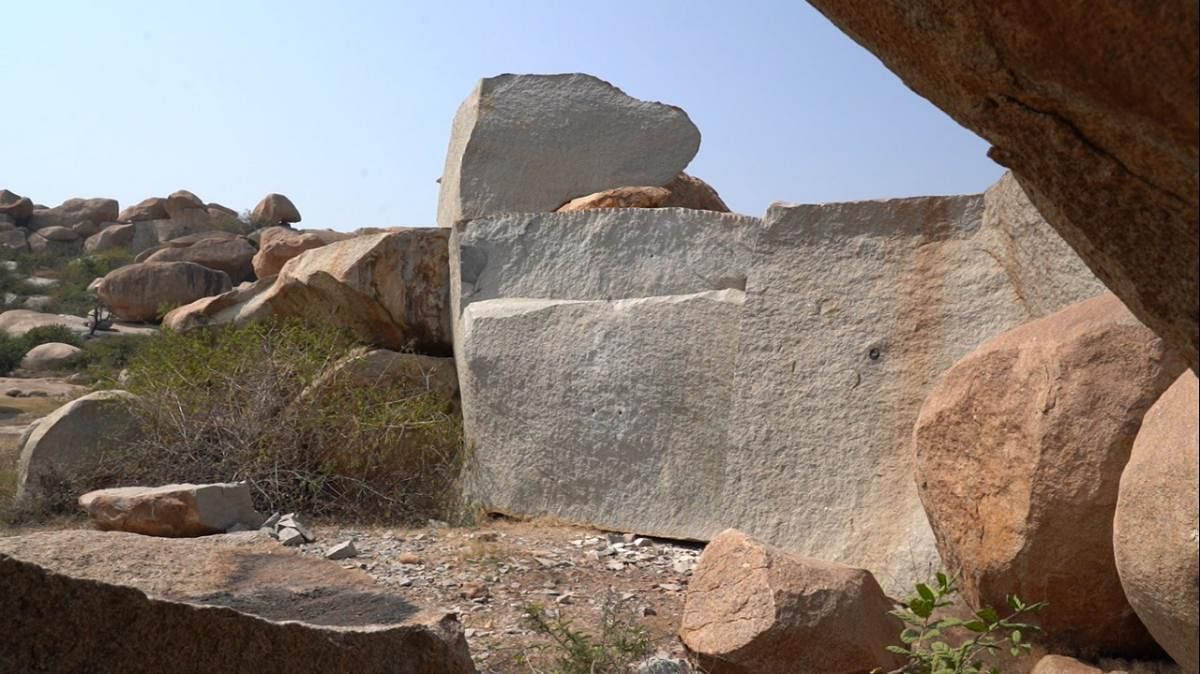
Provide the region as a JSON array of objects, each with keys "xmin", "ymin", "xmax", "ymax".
[{"xmin": 0, "ymin": 530, "xmax": 475, "ymax": 673}]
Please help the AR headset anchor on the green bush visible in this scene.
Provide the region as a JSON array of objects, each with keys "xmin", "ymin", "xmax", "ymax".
[
  {"xmin": 61, "ymin": 334, "xmax": 154, "ymax": 381},
  {"xmin": 46, "ymin": 249, "xmax": 133, "ymax": 315},
  {"xmin": 880, "ymin": 572, "xmax": 1046, "ymax": 674},
  {"xmin": 105, "ymin": 318, "xmax": 464, "ymax": 521}
]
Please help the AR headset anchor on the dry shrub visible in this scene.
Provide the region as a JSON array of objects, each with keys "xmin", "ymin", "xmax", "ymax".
[{"xmin": 114, "ymin": 318, "xmax": 464, "ymax": 522}]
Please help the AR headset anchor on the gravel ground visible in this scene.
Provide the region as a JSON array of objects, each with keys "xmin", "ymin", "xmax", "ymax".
[{"xmin": 292, "ymin": 518, "xmax": 703, "ymax": 673}]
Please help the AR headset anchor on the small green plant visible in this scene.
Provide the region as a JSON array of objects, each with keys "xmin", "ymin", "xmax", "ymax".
[
  {"xmin": 520, "ymin": 600, "xmax": 649, "ymax": 674},
  {"xmin": 881, "ymin": 572, "xmax": 1046, "ymax": 674}
]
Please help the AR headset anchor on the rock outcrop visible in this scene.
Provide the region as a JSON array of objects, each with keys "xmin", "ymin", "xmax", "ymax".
[
  {"xmin": 79, "ymin": 483, "xmax": 265, "ymax": 537},
  {"xmin": 451, "ymin": 172, "xmax": 1104, "ymax": 594},
  {"xmin": 144, "ymin": 232, "xmax": 257, "ymax": 283},
  {"xmin": 1114, "ymin": 371, "xmax": 1200, "ymax": 672},
  {"xmin": 27, "ymin": 197, "xmax": 119, "ymax": 231},
  {"xmin": 164, "ymin": 230, "xmax": 452, "ymax": 354},
  {"xmin": 0, "ymin": 189, "xmax": 34, "ymax": 223},
  {"xmin": 0, "ymin": 530, "xmax": 475, "ymax": 673},
  {"xmin": 913, "ymin": 293, "xmax": 1185, "ymax": 655},
  {"xmin": 805, "ymin": 1, "xmax": 1200, "ymax": 371},
  {"xmin": 251, "ymin": 193, "xmax": 301, "ymax": 225},
  {"xmin": 660, "ymin": 173, "xmax": 730, "ymax": 211},
  {"xmin": 679, "ymin": 529, "xmax": 902, "ymax": 674},
  {"xmin": 118, "ymin": 197, "xmax": 169, "ymax": 222},
  {"xmin": 97, "ymin": 261, "xmax": 232, "ymax": 322},
  {"xmin": 251, "ymin": 226, "xmax": 350, "ymax": 278},
  {"xmin": 15, "ymin": 390, "xmax": 140, "ymax": 505},
  {"xmin": 437, "ymin": 73, "xmax": 701, "ymax": 228}
]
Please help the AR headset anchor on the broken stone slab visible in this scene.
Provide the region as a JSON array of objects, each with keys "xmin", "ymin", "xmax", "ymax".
[
  {"xmin": 326, "ymin": 540, "xmax": 358, "ymax": 560},
  {"xmin": 458, "ymin": 290, "xmax": 745, "ymax": 545},
  {"xmin": 277, "ymin": 527, "xmax": 305, "ymax": 547},
  {"xmin": 79, "ymin": 483, "xmax": 266, "ymax": 538},
  {"xmin": 0, "ymin": 530, "xmax": 475, "ymax": 673},
  {"xmin": 437, "ymin": 73, "xmax": 701, "ymax": 228},
  {"xmin": 449, "ymin": 175, "xmax": 1104, "ymax": 595}
]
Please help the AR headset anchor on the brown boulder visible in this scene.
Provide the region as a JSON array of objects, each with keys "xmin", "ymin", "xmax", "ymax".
[
  {"xmin": 160, "ymin": 277, "xmax": 275, "ymax": 332},
  {"xmin": 163, "ymin": 190, "xmax": 205, "ymax": 219},
  {"xmin": 28, "ymin": 197, "xmax": 119, "ymax": 231},
  {"xmin": 913, "ymin": 293, "xmax": 1185, "ymax": 655},
  {"xmin": 252, "ymin": 193, "xmax": 301, "ymax": 225},
  {"xmin": 84, "ymin": 223, "xmax": 135, "ymax": 254},
  {"xmin": 557, "ymin": 186, "xmax": 671, "ymax": 212},
  {"xmin": 0, "ymin": 188, "xmax": 34, "ymax": 222},
  {"xmin": 660, "ymin": 173, "xmax": 730, "ymax": 211},
  {"xmin": 0, "ymin": 530, "xmax": 475, "ymax": 673},
  {"xmin": 145, "ymin": 234, "xmax": 257, "ymax": 283},
  {"xmin": 79, "ymin": 483, "xmax": 264, "ymax": 537},
  {"xmin": 118, "ymin": 197, "xmax": 169, "ymax": 222},
  {"xmin": 1114, "ymin": 371, "xmax": 1200, "ymax": 672},
  {"xmin": 251, "ymin": 226, "xmax": 350, "ymax": 278},
  {"xmin": 806, "ymin": 1, "xmax": 1199, "ymax": 371},
  {"xmin": 679, "ymin": 529, "xmax": 902, "ymax": 674},
  {"xmin": 97, "ymin": 261, "xmax": 232, "ymax": 322}
]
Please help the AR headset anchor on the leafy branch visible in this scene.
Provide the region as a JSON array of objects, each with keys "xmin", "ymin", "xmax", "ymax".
[{"xmin": 879, "ymin": 572, "xmax": 1046, "ymax": 674}]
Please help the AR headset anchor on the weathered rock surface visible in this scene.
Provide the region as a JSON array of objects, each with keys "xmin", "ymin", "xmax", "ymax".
[
  {"xmin": 15, "ymin": 390, "xmax": 140, "ymax": 504},
  {"xmin": 97, "ymin": 261, "xmax": 232, "ymax": 322},
  {"xmin": 0, "ymin": 530, "xmax": 475, "ymax": 673},
  {"xmin": 1032, "ymin": 656, "xmax": 1105, "ymax": 674},
  {"xmin": 806, "ymin": 1, "xmax": 1199, "ymax": 371},
  {"xmin": 144, "ymin": 233, "xmax": 257, "ymax": 283},
  {"xmin": 251, "ymin": 226, "xmax": 350, "ymax": 278},
  {"xmin": 1114, "ymin": 371, "xmax": 1200, "ymax": 672},
  {"xmin": 914, "ymin": 293, "xmax": 1184, "ymax": 655},
  {"xmin": 437, "ymin": 73, "xmax": 700, "ymax": 228},
  {"xmin": 0, "ymin": 189, "xmax": 34, "ymax": 222},
  {"xmin": 451, "ymin": 176, "xmax": 1103, "ymax": 594},
  {"xmin": 118, "ymin": 197, "xmax": 169, "ymax": 222},
  {"xmin": 79, "ymin": 483, "xmax": 265, "ymax": 537},
  {"xmin": 679, "ymin": 529, "xmax": 901, "ymax": 674},
  {"xmin": 252, "ymin": 193, "xmax": 301, "ymax": 225},
  {"xmin": 164, "ymin": 230, "xmax": 452, "ymax": 354},
  {"xmin": 28, "ymin": 197, "xmax": 119, "ymax": 231},
  {"xmin": 20, "ymin": 342, "xmax": 82, "ymax": 371}
]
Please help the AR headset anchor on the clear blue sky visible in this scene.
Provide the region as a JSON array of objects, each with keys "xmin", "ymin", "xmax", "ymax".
[{"xmin": 3, "ymin": 1, "xmax": 1003, "ymax": 231}]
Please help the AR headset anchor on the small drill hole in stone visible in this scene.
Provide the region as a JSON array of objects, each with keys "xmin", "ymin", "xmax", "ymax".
[{"xmin": 868, "ymin": 348, "xmax": 881, "ymax": 360}]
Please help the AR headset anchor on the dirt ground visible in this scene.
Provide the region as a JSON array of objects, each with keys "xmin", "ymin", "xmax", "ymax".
[{"xmin": 295, "ymin": 517, "xmax": 700, "ymax": 673}]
